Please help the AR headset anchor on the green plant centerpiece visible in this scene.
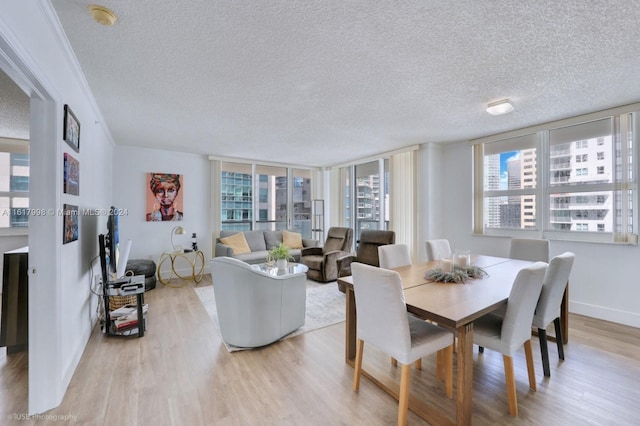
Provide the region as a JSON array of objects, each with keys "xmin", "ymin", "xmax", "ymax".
[
  {"xmin": 268, "ymin": 243, "xmax": 294, "ymax": 269},
  {"xmin": 425, "ymin": 265, "xmax": 488, "ymax": 284}
]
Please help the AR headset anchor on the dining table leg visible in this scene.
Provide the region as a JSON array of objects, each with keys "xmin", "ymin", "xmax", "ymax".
[
  {"xmin": 456, "ymin": 323, "xmax": 474, "ymax": 426},
  {"xmin": 345, "ymin": 286, "xmax": 357, "ymax": 365}
]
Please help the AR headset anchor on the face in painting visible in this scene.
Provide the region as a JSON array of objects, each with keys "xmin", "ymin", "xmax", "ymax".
[
  {"xmin": 148, "ymin": 173, "xmax": 182, "ymax": 221},
  {"xmin": 155, "ymin": 182, "xmax": 178, "ymax": 209}
]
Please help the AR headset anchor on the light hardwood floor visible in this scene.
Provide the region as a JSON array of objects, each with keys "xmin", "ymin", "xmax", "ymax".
[{"xmin": 1, "ymin": 275, "xmax": 639, "ymax": 425}]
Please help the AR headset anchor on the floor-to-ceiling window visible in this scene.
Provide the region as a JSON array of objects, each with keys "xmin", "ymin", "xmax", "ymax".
[
  {"xmin": 334, "ymin": 159, "xmax": 390, "ymax": 244},
  {"xmin": 331, "ymin": 148, "xmax": 416, "ymax": 256},
  {"xmin": 354, "ymin": 159, "xmax": 389, "ymax": 241},
  {"xmin": 292, "ymin": 168, "xmax": 312, "ymax": 236},
  {"xmin": 220, "ymin": 162, "xmax": 252, "ymax": 232},
  {"xmin": 255, "ymin": 165, "xmax": 287, "ymax": 231},
  {"xmin": 219, "ymin": 161, "xmax": 313, "ymax": 237}
]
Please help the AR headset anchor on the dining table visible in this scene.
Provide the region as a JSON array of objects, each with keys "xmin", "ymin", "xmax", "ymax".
[{"xmin": 337, "ymin": 254, "xmax": 569, "ymax": 426}]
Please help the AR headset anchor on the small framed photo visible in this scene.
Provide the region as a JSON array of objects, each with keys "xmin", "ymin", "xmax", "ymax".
[
  {"xmin": 63, "ymin": 204, "xmax": 79, "ymax": 244},
  {"xmin": 63, "ymin": 104, "xmax": 80, "ymax": 152},
  {"xmin": 63, "ymin": 153, "xmax": 79, "ymax": 195}
]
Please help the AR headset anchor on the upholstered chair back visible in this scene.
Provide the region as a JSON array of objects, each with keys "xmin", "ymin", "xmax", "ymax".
[
  {"xmin": 210, "ymin": 257, "xmax": 306, "ymax": 348},
  {"xmin": 500, "ymin": 262, "xmax": 548, "ymax": 355},
  {"xmin": 355, "ymin": 230, "xmax": 396, "ymax": 266},
  {"xmin": 533, "ymin": 252, "xmax": 574, "ymax": 329},
  {"xmin": 378, "ymin": 244, "xmax": 412, "ymax": 269},
  {"xmin": 351, "ymin": 263, "xmax": 412, "ymax": 362},
  {"xmin": 323, "ymin": 227, "xmax": 353, "ymax": 253},
  {"xmin": 509, "ymin": 238, "xmax": 549, "ymax": 262},
  {"xmin": 426, "ymin": 239, "xmax": 452, "ymax": 261}
]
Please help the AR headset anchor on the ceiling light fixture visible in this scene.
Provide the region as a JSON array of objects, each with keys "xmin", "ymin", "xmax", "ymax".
[
  {"xmin": 88, "ymin": 4, "xmax": 118, "ymax": 26},
  {"xmin": 486, "ymin": 99, "xmax": 514, "ymax": 116}
]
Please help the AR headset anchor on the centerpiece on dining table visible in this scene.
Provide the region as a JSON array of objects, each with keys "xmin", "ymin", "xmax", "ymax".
[{"xmin": 425, "ymin": 250, "xmax": 488, "ymax": 283}]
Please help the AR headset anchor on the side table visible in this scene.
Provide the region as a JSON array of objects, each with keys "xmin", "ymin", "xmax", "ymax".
[{"xmin": 157, "ymin": 250, "xmax": 205, "ymax": 287}]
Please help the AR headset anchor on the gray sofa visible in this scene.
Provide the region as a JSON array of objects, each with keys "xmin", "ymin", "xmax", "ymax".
[{"xmin": 214, "ymin": 230, "xmax": 318, "ymax": 264}]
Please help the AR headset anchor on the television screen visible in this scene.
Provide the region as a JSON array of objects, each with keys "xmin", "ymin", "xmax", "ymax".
[
  {"xmin": 99, "ymin": 207, "xmax": 131, "ymax": 281},
  {"xmin": 106, "ymin": 207, "xmax": 119, "ymax": 276},
  {"xmin": 98, "ymin": 234, "xmax": 109, "ymax": 283}
]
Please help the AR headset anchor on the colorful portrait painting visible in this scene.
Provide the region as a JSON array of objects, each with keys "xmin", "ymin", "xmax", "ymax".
[{"xmin": 145, "ymin": 172, "xmax": 184, "ymax": 221}]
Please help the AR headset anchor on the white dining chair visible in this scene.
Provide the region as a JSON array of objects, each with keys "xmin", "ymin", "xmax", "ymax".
[
  {"xmin": 378, "ymin": 243, "xmax": 445, "ymax": 369},
  {"xmin": 534, "ymin": 252, "xmax": 574, "ymax": 377},
  {"xmin": 509, "ymin": 238, "xmax": 549, "ymax": 262},
  {"xmin": 378, "ymin": 244, "xmax": 411, "ymax": 269},
  {"xmin": 351, "ymin": 263, "xmax": 454, "ymax": 426},
  {"xmin": 425, "ymin": 239, "xmax": 452, "ymax": 261},
  {"xmin": 478, "ymin": 237, "xmax": 550, "ymax": 355},
  {"xmin": 473, "ymin": 261, "xmax": 547, "ymax": 417}
]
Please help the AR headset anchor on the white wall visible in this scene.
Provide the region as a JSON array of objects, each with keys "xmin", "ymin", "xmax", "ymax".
[
  {"xmin": 428, "ymin": 140, "xmax": 640, "ymax": 328},
  {"xmin": 113, "ymin": 146, "xmax": 211, "ymax": 274},
  {"xmin": 1, "ymin": 2, "xmax": 115, "ymax": 414}
]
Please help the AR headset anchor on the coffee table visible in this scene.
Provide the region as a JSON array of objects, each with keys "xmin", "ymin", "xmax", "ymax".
[{"xmin": 252, "ymin": 262, "xmax": 308, "ymax": 277}]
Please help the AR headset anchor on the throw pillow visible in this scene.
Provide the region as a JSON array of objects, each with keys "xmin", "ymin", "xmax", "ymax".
[
  {"xmin": 283, "ymin": 230, "xmax": 303, "ymax": 249},
  {"xmin": 220, "ymin": 232, "xmax": 251, "ymax": 255}
]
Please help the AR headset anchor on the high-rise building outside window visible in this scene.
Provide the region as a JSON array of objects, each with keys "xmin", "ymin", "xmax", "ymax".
[
  {"xmin": 474, "ymin": 109, "xmax": 638, "ymax": 244},
  {"xmin": 0, "ymin": 138, "xmax": 29, "ymax": 229}
]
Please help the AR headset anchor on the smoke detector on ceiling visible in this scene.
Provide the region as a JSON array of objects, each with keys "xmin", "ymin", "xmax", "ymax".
[{"xmin": 88, "ymin": 4, "xmax": 117, "ymax": 26}]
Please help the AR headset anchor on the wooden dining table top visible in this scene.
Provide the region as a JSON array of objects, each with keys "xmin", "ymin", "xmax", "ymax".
[{"xmin": 338, "ymin": 254, "xmax": 535, "ymax": 330}]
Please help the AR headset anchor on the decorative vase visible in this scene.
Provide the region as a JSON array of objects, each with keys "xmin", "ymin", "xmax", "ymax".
[{"xmin": 276, "ymin": 259, "xmax": 288, "ymax": 270}]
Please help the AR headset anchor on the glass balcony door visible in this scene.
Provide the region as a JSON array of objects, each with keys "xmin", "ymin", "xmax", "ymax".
[
  {"xmin": 220, "ymin": 162, "xmax": 313, "ymax": 238},
  {"xmin": 354, "ymin": 159, "xmax": 389, "ymax": 242}
]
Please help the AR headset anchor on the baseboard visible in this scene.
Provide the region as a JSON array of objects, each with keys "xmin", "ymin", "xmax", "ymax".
[{"xmin": 569, "ymin": 301, "xmax": 640, "ymax": 328}]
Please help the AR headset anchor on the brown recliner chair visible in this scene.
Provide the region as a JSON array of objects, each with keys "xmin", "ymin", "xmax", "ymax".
[
  {"xmin": 301, "ymin": 227, "xmax": 353, "ymax": 282},
  {"xmin": 336, "ymin": 230, "xmax": 396, "ymax": 293}
]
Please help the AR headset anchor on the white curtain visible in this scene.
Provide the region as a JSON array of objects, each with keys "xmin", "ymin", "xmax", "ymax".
[
  {"xmin": 209, "ymin": 159, "xmax": 222, "ymax": 254},
  {"xmin": 390, "ymin": 150, "xmax": 417, "ymax": 261},
  {"xmin": 328, "ymin": 167, "xmax": 348, "ymax": 228}
]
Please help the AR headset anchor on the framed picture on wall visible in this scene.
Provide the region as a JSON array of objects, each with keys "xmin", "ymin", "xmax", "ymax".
[
  {"xmin": 63, "ymin": 204, "xmax": 79, "ymax": 244},
  {"xmin": 63, "ymin": 153, "xmax": 79, "ymax": 195},
  {"xmin": 145, "ymin": 172, "xmax": 184, "ymax": 221},
  {"xmin": 63, "ymin": 104, "xmax": 80, "ymax": 152}
]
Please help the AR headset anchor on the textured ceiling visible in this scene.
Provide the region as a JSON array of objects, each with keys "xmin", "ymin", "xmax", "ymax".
[
  {"xmin": 0, "ymin": 69, "xmax": 29, "ymax": 140},
  {"xmin": 7, "ymin": 1, "xmax": 640, "ymax": 167}
]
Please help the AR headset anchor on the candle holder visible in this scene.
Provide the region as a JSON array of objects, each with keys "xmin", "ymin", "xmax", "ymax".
[{"xmin": 453, "ymin": 250, "xmax": 470, "ymax": 268}]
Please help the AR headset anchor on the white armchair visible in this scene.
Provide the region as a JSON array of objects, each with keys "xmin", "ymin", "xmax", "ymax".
[{"xmin": 210, "ymin": 257, "xmax": 306, "ymax": 348}]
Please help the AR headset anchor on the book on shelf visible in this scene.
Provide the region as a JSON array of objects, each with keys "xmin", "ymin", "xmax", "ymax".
[
  {"xmin": 114, "ymin": 312, "xmax": 142, "ymax": 330},
  {"xmin": 112, "ymin": 305, "xmax": 148, "ymax": 330},
  {"xmin": 110, "ymin": 303, "xmax": 148, "ymax": 318}
]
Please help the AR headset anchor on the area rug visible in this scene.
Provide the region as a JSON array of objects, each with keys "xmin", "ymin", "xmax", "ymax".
[{"xmin": 194, "ymin": 280, "xmax": 345, "ymax": 352}]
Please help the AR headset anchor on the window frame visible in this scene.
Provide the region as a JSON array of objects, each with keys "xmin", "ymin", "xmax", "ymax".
[
  {"xmin": 218, "ymin": 160, "xmax": 315, "ymax": 237},
  {"xmin": 0, "ymin": 137, "xmax": 29, "ymax": 235},
  {"xmin": 473, "ymin": 106, "xmax": 639, "ymax": 244}
]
